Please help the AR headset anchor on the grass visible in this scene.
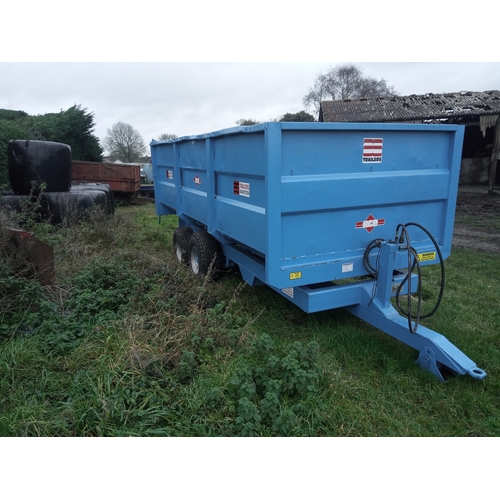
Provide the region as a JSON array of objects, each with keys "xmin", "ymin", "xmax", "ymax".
[
  {"xmin": 0, "ymin": 202, "xmax": 499, "ymax": 436},
  {"xmin": 454, "ymin": 213, "xmax": 500, "ymax": 232}
]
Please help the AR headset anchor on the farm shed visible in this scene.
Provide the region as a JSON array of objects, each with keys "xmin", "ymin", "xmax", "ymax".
[{"xmin": 319, "ymin": 90, "xmax": 500, "ymax": 194}]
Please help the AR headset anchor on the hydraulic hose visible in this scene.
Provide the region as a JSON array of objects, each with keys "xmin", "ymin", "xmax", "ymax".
[
  {"xmin": 395, "ymin": 222, "xmax": 446, "ymax": 333},
  {"xmin": 363, "ymin": 222, "xmax": 446, "ymax": 335}
]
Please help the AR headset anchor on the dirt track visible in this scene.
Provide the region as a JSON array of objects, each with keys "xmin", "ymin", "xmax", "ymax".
[{"xmin": 453, "ymin": 186, "xmax": 500, "ymax": 253}]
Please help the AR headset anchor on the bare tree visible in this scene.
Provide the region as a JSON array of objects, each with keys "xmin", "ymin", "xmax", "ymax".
[
  {"xmin": 357, "ymin": 76, "xmax": 396, "ymax": 100},
  {"xmin": 303, "ymin": 73, "xmax": 332, "ymax": 116},
  {"xmin": 303, "ymin": 64, "xmax": 397, "ymax": 115},
  {"xmin": 158, "ymin": 133, "xmax": 178, "ymax": 140},
  {"xmin": 328, "ymin": 65, "xmax": 365, "ymax": 100},
  {"xmin": 235, "ymin": 119, "xmax": 260, "ymax": 126},
  {"xmin": 103, "ymin": 122, "xmax": 146, "ymax": 162}
]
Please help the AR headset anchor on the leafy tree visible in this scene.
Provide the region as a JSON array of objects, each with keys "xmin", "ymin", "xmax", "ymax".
[
  {"xmin": 0, "ymin": 110, "xmax": 35, "ymax": 188},
  {"xmin": 158, "ymin": 133, "xmax": 178, "ymax": 140},
  {"xmin": 279, "ymin": 110, "xmax": 315, "ymax": 122},
  {"xmin": 303, "ymin": 64, "xmax": 397, "ymax": 115},
  {"xmin": 103, "ymin": 122, "xmax": 147, "ymax": 163},
  {"xmin": 235, "ymin": 119, "xmax": 260, "ymax": 126},
  {"xmin": 0, "ymin": 109, "xmax": 31, "ymax": 123},
  {"xmin": 30, "ymin": 105, "xmax": 103, "ymax": 161}
]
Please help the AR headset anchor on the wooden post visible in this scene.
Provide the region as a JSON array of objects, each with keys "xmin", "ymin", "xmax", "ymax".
[{"xmin": 488, "ymin": 116, "xmax": 500, "ymax": 195}]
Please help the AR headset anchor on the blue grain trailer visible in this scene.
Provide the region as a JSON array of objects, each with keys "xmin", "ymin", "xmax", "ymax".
[{"xmin": 151, "ymin": 122, "xmax": 486, "ymax": 382}]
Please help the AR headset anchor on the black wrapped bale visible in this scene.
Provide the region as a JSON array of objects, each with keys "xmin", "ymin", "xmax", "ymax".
[
  {"xmin": 0, "ymin": 193, "xmax": 49, "ymax": 222},
  {"xmin": 0, "ymin": 194, "xmax": 26, "ymax": 211},
  {"xmin": 70, "ymin": 182, "xmax": 115, "ymax": 215},
  {"xmin": 43, "ymin": 189, "xmax": 114, "ymax": 225},
  {"xmin": 8, "ymin": 140, "xmax": 72, "ymax": 195},
  {"xmin": 1, "ymin": 183, "xmax": 113, "ymax": 226}
]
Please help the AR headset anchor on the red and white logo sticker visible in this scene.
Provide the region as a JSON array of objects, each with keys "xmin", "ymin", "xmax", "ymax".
[
  {"xmin": 363, "ymin": 138, "xmax": 383, "ymax": 163},
  {"xmin": 233, "ymin": 180, "xmax": 250, "ymax": 198},
  {"xmin": 193, "ymin": 175, "xmax": 202, "ymax": 186},
  {"xmin": 355, "ymin": 214, "xmax": 385, "ymax": 233}
]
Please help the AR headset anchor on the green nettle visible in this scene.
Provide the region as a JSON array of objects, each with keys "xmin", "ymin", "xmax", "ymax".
[{"xmin": 226, "ymin": 336, "xmax": 321, "ymax": 436}]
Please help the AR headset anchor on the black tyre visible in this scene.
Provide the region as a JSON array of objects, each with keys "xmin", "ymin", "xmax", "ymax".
[
  {"xmin": 188, "ymin": 231, "xmax": 224, "ymax": 277},
  {"xmin": 173, "ymin": 226, "xmax": 193, "ymax": 264}
]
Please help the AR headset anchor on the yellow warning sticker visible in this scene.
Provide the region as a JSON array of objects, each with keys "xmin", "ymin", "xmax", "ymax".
[
  {"xmin": 289, "ymin": 271, "xmax": 302, "ymax": 280},
  {"xmin": 417, "ymin": 252, "xmax": 436, "ymax": 262}
]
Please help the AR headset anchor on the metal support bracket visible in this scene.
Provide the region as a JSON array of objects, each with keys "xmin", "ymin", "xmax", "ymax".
[{"xmin": 416, "ymin": 347, "xmax": 445, "ymax": 383}]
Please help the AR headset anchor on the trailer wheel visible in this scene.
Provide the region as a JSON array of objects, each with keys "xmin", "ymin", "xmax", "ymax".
[
  {"xmin": 173, "ymin": 226, "xmax": 193, "ymax": 264},
  {"xmin": 188, "ymin": 231, "xmax": 223, "ymax": 277}
]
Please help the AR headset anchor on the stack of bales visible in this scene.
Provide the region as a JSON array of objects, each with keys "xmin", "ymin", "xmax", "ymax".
[{"xmin": 1, "ymin": 140, "xmax": 114, "ymax": 224}]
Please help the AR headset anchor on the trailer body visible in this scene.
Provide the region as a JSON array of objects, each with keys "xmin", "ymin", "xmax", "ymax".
[
  {"xmin": 151, "ymin": 122, "xmax": 486, "ymax": 381},
  {"xmin": 72, "ymin": 160, "xmax": 140, "ymax": 196}
]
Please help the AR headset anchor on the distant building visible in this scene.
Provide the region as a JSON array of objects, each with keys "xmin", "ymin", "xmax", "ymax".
[{"xmin": 319, "ymin": 90, "xmax": 500, "ymax": 193}]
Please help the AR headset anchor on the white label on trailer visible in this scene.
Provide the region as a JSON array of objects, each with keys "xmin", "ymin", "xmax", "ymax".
[
  {"xmin": 342, "ymin": 262, "xmax": 354, "ymax": 273},
  {"xmin": 233, "ymin": 181, "xmax": 250, "ymax": 197},
  {"xmin": 166, "ymin": 170, "xmax": 173, "ymax": 180},
  {"xmin": 363, "ymin": 138, "xmax": 383, "ymax": 163},
  {"xmin": 282, "ymin": 287, "xmax": 294, "ymax": 298}
]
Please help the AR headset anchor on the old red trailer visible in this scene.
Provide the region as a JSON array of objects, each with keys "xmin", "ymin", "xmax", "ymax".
[{"xmin": 72, "ymin": 161, "xmax": 140, "ymax": 196}]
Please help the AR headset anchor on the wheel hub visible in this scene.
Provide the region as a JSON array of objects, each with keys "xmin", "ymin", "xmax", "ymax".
[{"xmin": 190, "ymin": 247, "xmax": 199, "ymax": 274}]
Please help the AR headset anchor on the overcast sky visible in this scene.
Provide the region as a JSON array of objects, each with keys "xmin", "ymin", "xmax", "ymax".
[
  {"xmin": 1, "ymin": 5, "xmax": 499, "ymax": 156},
  {"xmin": 1, "ymin": 62, "xmax": 499, "ymax": 156}
]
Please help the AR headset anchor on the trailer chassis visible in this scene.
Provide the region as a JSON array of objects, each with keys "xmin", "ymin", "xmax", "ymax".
[{"xmin": 224, "ymin": 238, "xmax": 487, "ymax": 382}]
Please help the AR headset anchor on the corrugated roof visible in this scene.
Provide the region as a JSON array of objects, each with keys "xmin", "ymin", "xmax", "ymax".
[{"xmin": 320, "ymin": 90, "xmax": 500, "ymax": 123}]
